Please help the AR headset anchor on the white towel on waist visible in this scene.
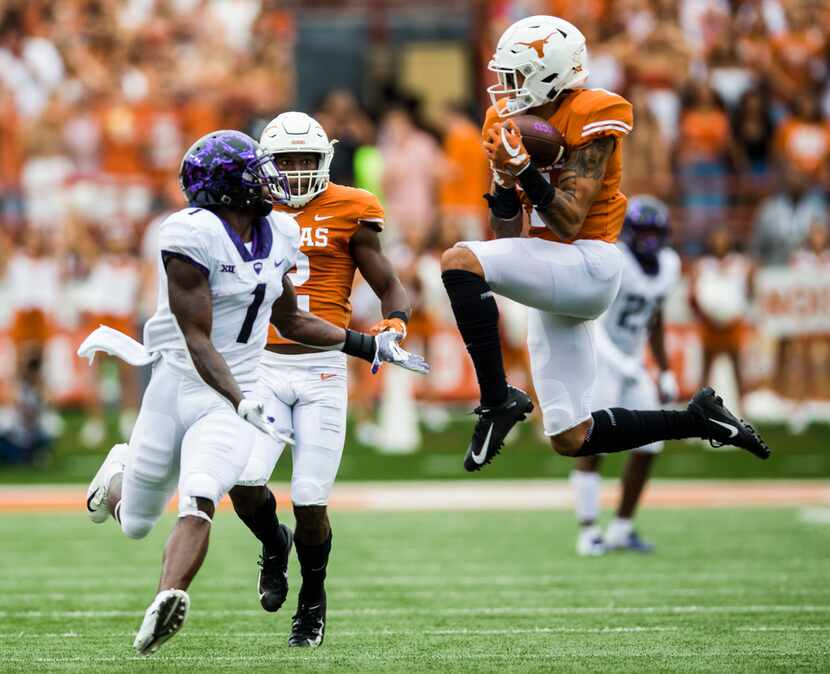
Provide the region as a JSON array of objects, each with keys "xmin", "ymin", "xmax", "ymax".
[{"xmin": 77, "ymin": 325, "xmax": 160, "ymax": 367}]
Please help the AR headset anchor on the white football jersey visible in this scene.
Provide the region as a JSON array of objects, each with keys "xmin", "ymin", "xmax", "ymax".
[
  {"xmin": 599, "ymin": 243, "xmax": 680, "ymax": 359},
  {"xmin": 143, "ymin": 207, "xmax": 299, "ymax": 388}
]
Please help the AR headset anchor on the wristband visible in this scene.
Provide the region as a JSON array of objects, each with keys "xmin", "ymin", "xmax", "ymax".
[
  {"xmin": 341, "ymin": 328, "xmax": 376, "ymax": 363},
  {"xmin": 483, "ymin": 185, "xmax": 521, "ymax": 220},
  {"xmin": 387, "ymin": 310, "xmax": 410, "ymax": 324},
  {"xmin": 517, "ymin": 163, "xmax": 556, "ymax": 210}
]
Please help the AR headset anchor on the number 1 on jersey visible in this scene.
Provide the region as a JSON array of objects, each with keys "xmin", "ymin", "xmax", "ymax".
[{"xmin": 237, "ymin": 283, "xmax": 266, "ymax": 343}]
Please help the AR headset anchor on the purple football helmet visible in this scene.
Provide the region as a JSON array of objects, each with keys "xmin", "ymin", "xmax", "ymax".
[
  {"xmin": 179, "ymin": 130, "xmax": 289, "ymax": 216},
  {"xmin": 621, "ymin": 195, "xmax": 670, "ymax": 269}
]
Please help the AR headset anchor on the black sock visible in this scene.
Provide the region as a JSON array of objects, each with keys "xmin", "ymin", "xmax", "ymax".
[
  {"xmin": 441, "ymin": 269, "xmax": 508, "ymax": 406},
  {"xmin": 577, "ymin": 408, "xmax": 704, "ymax": 457},
  {"xmin": 295, "ymin": 533, "xmax": 332, "ymax": 604},
  {"xmin": 237, "ymin": 489, "xmax": 287, "ymax": 555}
]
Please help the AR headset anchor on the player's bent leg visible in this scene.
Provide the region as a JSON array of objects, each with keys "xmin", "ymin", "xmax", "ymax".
[
  {"xmin": 132, "ymin": 496, "xmax": 213, "ymax": 656},
  {"xmin": 440, "ymin": 245, "xmax": 485, "ymax": 277},
  {"xmin": 286, "ymin": 360, "xmax": 347, "ymax": 647},
  {"xmin": 562, "ymin": 390, "xmax": 771, "ymax": 459},
  {"xmin": 441, "ymin": 245, "xmax": 510, "ymax": 408},
  {"xmin": 86, "ymin": 442, "xmax": 129, "ymax": 523},
  {"xmin": 443, "ymin": 241, "xmax": 544, "ymax": 470},
  {"xmin": 116, "ymin": 362, "xmax": 185, "ymax": 539},
  {"xmin": 235, "ymin": 384, "xmax": 294, "ymax": 610},
  {"xmin": 571, "ymin": 455, "xmax": 605, "ymax": 556},
  {"xmin": 230, "ymin": 485, "xmax": 293, "ymax": 613}
]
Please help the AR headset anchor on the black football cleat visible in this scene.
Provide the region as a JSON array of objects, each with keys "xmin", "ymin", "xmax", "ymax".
[
  {"xmin": 464, "ymin": 386, "xmax": 534, "ymax": 472},
  {"xmin": 257, "ymin": 523, "xmax": 293, "ymax": 612},
  {"xmin": 288, "ymin": 592, "xmax": 326, "ymax": 648},
  {"xmin": 688, "ymin": 387, "xmax": 771, "ymax": 460}
]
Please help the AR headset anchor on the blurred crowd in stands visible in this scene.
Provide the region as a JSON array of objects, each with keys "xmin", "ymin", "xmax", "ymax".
[{"xmin": 0, "ymin": 0, "xmax": 829, "ymax": 463}]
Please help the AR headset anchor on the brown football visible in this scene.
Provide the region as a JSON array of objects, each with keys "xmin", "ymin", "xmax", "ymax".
[{"xmin": 511, "ymin": 114, "xmax": 567, "ymax": 168}]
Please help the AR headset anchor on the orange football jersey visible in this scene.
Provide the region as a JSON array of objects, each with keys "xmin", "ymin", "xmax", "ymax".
[
  {"xmin": 268, "ymin": 182, "xmax": 384, "ymax": 345},
  {"xmin": 483, "ymin": 88, "xmax": 633, "ymax": 244}
]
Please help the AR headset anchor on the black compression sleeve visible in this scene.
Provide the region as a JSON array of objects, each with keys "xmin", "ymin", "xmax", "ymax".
[
  {"xmin": 342, "ymin": 329, "xmax": 376, "ymax": 363},
  {"xmin": 517, "ymin": 163, "xmax": 556, "ymax": 209}
]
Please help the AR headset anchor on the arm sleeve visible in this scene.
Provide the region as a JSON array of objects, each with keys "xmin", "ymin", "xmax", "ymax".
[
  {"xmin": 157, "ymin": 215, "xmax": 213, "ymax": 279},
  {"xmin": 574, "ymin": 93, "xmax": 634, "ymax": 148}
]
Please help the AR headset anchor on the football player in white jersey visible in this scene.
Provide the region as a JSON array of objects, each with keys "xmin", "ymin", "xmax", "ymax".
[
  {"xmin": 79, "ymin": 130, "xmax": 428, "ymax": 656},
  {"xmin": 571, "ymin": 196, "xmax": 680, "ymax": 555}
]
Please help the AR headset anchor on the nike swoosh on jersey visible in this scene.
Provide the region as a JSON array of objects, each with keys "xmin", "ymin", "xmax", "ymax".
[
  {"xmin": 471, "ymin": 423, "xmax": 495, "ymax": 464},
  {"xmin": 313, "ymin": 214, "xmax": 334, "ymax": 222},
  {"xmin": 320, "ymin": 373, "xmax": 337, "ymax": 381},
  {"xmin": 709, "ymin": 418, "xmax": 738, "ymax": 438}
]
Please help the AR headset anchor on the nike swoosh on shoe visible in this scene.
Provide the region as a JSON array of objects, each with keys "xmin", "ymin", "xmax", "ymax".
[
  {"xmin": 709, "ymin": 418, "xmax": 738, "ymax": 438},
  {"xmin": 471, "ymin": 423, "xmax": 495, "ymax": 465}
]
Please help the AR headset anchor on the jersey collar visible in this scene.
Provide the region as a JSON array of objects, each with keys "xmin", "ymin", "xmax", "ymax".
[{"xmin": 220, "ymin": 216, "xmax": 273, "ymax": 262}]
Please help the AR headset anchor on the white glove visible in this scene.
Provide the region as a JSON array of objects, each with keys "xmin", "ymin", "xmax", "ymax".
[
  {"xmin": 237, "ymin": 399, "xmax": 293, "ymax": 445},
  {"xmin": 371, "ymin": 331, "xmax": 430, "ymax": 375},
  {"xmin": 658, "ymin": 370, "xmax": 679, "ymax": 404}
]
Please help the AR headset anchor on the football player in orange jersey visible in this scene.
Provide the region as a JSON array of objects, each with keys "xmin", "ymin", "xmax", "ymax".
[
  {"xmin": 230, "ymin": 112, "xmax": 412, "ymax": 647},
  {"xmin": 440, "ymin": 15, "xmax": 771, "ymax": 472}
]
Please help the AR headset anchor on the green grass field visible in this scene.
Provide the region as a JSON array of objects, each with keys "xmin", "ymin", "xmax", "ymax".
[{"xmin": 1, "ymin": 507, "xmax": 829, "ymax": 673}]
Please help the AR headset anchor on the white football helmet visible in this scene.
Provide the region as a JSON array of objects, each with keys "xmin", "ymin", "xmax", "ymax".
[
  {"xmin": 487, "ymin": 15, "xmax": 589, "ymax": 118},
  {"xmin": 259, "ymin": 111, "xmax": 335, "ymax": 208}
]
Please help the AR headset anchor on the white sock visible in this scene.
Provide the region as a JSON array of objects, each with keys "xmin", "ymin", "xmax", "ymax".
[
  {"xmin": 606, "ymin": 517, "xmax": 633, "ymax": 542},
  {"xmin": 570, "ymin": 470, "xmax": 601, "ymax": 525}
]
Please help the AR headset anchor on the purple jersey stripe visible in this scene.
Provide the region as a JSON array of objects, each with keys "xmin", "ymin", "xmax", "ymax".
[{"xmin": 161, "ymin": 250, "xmax": 210, "ymax": 278}]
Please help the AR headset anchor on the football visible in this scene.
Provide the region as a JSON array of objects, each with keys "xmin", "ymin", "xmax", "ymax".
[{"xmin": 511, "ymin": 114, "xmax": 567, "ymax": 168}]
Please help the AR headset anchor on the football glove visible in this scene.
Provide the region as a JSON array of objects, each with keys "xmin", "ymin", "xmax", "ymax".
[
  {"xmin": 483, "ymin": 121, "xmax": 531, "ymax": 176},
  {"xmin": 369, "ymin": 317, "xmax": 408, "ymax": 339},
  {"xmin": 372, "ymin": 330, "xmax": 430, "ymax": 375},
  {"xmin": 237, "ymin": 398, "xmax": 293, "ymax": 445}
]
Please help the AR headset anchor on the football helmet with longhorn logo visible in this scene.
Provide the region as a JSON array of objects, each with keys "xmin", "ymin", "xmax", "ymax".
[
  {"xmin": 488, "ymin": 15, "xmax": 589, "ymax": 117},
  {"xmin": 260, "ymin": 112, "xmax": 336, "ymax": 208}
]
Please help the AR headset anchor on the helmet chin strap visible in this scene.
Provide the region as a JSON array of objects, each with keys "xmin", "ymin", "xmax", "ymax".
[{"xmin": 255, "ymin": 199, "xmax": 274, "ymax": 216}]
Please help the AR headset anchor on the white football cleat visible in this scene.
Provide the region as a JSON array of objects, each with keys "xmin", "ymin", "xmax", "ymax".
[
  {"xmin": 133, "ymin": 589, "xmax": 190, "ymax": 656},
  {"xmin": 576, "ymin": 525, "xmax": 606, "ymax": 557},
  {"xmin": 85, "ymin": 443, "xmax": 128, "ymax": 523}
]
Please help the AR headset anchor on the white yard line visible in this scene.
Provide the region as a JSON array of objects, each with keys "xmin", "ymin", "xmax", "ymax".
[
  {"xmin": 3, "ymin": 587, "xmax": 827, "ymax": 602},
  {"xmin": 0, "ymin": 626, "xmax": 683, "ymax": 639},
  {"xmin": 2, "ymin": 605, "xmax": 829, "ymax": 619},
  {"xmin": 799, "ymin": 507, "xmax": 830, "ymax": 524},
  {"xmin": 3, "ymin": 650, "xmax": 828, "ymax": 665},
  {"xmin": 738, "ymin": 626, "xmax": 830, "ymax": 632}
]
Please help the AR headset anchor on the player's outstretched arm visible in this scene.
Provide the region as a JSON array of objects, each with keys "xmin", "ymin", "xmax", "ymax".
[
  {"xmin": 166, "ymin": 257, "xmax": 244, "ymax": 409},
  {"xmin": 350, "ymin": 226, "xmax": 411, "ymax": 335},
  {"xmin": 271, "ymin": 275, "xmax": 351, "ymax": 347},
  {"xmin": 271, "ymin": 276, "xmax": 429, "ymax": 374},
  {"xmin": 534, "ymin": 136, "xmax": 615, "ymax": 240}
]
